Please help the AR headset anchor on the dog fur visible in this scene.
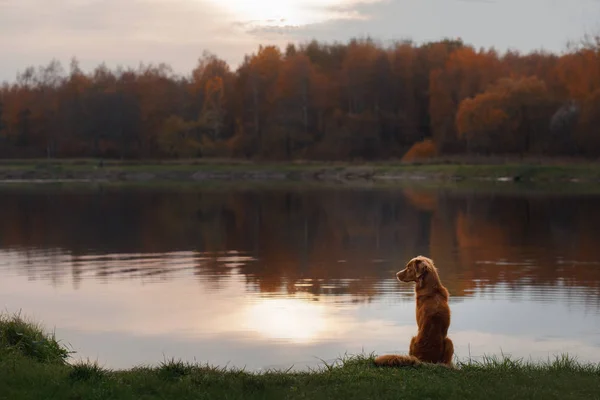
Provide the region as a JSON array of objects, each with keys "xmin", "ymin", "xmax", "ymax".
[{"xmin": 374, "ymin": 255, "xmax": 454, "ymax": 367}]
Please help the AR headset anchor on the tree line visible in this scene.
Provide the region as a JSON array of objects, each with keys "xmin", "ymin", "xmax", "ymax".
[{"xmin": 0, "ymin": 37, "xmax": 598, "ymax": 160}]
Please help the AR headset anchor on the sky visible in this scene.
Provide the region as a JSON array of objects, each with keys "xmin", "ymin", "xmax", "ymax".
[{"xmin": 1, "ymin": 0, "xmax": 600, "ymax": 82}]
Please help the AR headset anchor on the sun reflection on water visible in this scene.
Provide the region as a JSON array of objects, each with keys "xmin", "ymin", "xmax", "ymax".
[{"xmin": 243, "ymin": 296, "xmax": 330, "ymax": 344}]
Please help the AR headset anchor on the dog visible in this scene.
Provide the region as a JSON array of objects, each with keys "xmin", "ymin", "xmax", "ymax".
[{"xmin": 374, "ymin": 255, "xmax": 454, "ymax": 367}]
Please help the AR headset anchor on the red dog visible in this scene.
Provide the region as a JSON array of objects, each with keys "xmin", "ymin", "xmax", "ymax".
[{"xmin": 374, "ymin": 255, "xmax": 454, "ymax": 367}]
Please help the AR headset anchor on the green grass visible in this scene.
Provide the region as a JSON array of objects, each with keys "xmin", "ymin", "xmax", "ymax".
[
  {"xmin": 2, "ymin": 352, "xmax": 600, "ymax": 400},
  {"xmin": 69, "ymin": 359, "xmax": 109, "ymax": 382},
  {"xmin": 2, "ymin": 314, "xmax": 600, "ymax": 399},
  {"xmin": 5, "ymin": 175, "xmax": 600, "ymax": 197},
  {"xmin": 0, "ymin": 312, "xmax": 71, "ymax": 364},
  {"xmin": 2, "ymin": 157, "xmax": 600, "ymax": 184}
]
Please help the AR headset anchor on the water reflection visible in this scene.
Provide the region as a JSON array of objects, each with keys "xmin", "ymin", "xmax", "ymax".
[
  {"xmin": 244, "ymin": 297, "xmax": 333, "ymax": 344},
  {"xmin": 0, "ymin": 184, "xmax": 600, "ymax": 369}
]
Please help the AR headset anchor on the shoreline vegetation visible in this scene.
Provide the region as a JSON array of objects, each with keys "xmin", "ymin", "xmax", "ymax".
[
  {"xmin": 1, "ymin": 314, "xmax": 600, "ymax": 399},
  {"xmin": 3, "ymin": 36, "xmax": 600, "ymax": 166},
  {"xmin": 2, "ymin": 158, "xmax": 600, "ymax": 185}
]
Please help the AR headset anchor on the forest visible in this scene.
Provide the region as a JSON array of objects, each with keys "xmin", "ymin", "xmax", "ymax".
[{"xmin": 0, "ymin": 37, "xmax": 598, "ymax": 160}]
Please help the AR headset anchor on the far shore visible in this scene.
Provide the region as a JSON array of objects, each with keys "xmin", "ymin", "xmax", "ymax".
[{"xmin": 2, "ymin": 157, "xmax": 600, "ymax": 185}]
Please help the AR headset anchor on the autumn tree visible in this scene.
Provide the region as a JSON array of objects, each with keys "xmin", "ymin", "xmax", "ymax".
[
  {"xmin": 199, "ymin": 76, "xmax": 226, "ymax": 140},
  {"xmin": 549, "ymin": 42, "xmax": 600, "ymax": 155},
  {"xmin": 3, "ymin": 36, "xmax": 600, "ymax": 159},
  {"xmin": 411, "ymin": 39, "xmax": 465, "ymax": 138},
  {"xmin": 157, "ymin": 115, "xmax": 200, "ymax": 157},
  {"xmin": 0, "ymin": 99, "xmax": 5, "ymax": 137},
  {"xmin": 134, "ymin": 63, "xmax": 182, "ymax": 157},
  {"xmin": 58, "ymin": 58, "xmax": 91, "ymax": 155},
  {"xmin": 301, "ymin": 40, "xmax": 347, "ymax": 76},
  {"xmin": 236, "ymin": 45, "xmax": 282, "ymax": 156},
  {"xmin": 388, "ymin": 42, "xmax": 418, "ymax": 147},
  {"xmin": 190, "ymin": 52, "xmax": 234, "ymax": 141},
  {"xmin": 555, "ymin": 49, "xmax": 600, "ymax": 102},
  {"xmin": 271, "ymin": 53, "xmax": 317, "ymax": 158},
  {"xmin": 573, "ymin": 89, "xmax": 600, "ymax": 155},
  {"xmin": 456, "ymin": 76, "xmax": 557, "ymax": 154},
  {"xmin": 429, "ymin": 46, "xmax": 503, "ymax": 153}
]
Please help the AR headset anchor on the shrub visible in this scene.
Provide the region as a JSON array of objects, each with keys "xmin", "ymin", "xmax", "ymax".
[
  {"xmin": 401, "ymin": 139, "xmax": 438, "ymax": 162},
  {"xmin": 0, "ymin": 312, "xmax": 71, "ymax": 364}
]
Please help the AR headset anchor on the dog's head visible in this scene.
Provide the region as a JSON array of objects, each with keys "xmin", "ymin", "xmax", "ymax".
[{"xmin": 396, "ymin": 255, "xmax": 434, "ymax": 283}]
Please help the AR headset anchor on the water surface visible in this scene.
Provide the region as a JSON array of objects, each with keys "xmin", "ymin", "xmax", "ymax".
[{"xmin": 1, "ymin": 184, "xmax": 599, "ymax": 370}]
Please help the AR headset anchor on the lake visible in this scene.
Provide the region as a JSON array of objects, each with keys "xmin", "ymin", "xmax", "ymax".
[{"xmin": 1, "ymin": 183, "xmax": 599, "ymax": 371}]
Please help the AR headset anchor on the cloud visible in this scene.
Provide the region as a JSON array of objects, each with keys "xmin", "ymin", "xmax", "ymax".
[
  {"xmin": 246, "ymin": 0, "xmax": 600, "ymax": 54},
  {"xmin": 0, "ymin": 0, "xmax": 287, "ymax": 81},
  {"xmin": 240, "ymin": 0, "xmax": 384, "ymax": 38},
  {"xmin": 1, "ymin": 0, "xmax": 228, "ymax": 39},
  {"xmin": 1, "ymin": 0, "xmax": 599, "ymax": 82},
  {"xmin": 0, "ymin": 0, "xmax": 392, "ymax": 81}
]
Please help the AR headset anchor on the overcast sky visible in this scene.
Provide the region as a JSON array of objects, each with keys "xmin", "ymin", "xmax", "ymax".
[{"xmin": 1, "ymin": 0, "xmax": 599, "ymax": 82}]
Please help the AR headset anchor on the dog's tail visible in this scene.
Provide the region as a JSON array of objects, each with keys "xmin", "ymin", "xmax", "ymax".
[{"xmin": 373, "ymin": 354, "xmax": 421, "ymax": 367}]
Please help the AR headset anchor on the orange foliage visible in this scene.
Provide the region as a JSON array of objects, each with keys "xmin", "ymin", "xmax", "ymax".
[
  {"xmin": 555, "ymin": 49, "xmax": 600, "ymax": 101},
  {"xmin": 401, "ymin": 139, "xmax": 438, "ymax": 162},
  {"xmin": 574, "ymin": 88, "xmax": 600, "ymax": 154},
  {"xmin": 429, "ymin": 46, "xmax": 503, "ymax": 152},
  {"xmin": 456, "ymin": 76, "xmax": 555, "ymax": 153},
  {"xmin": 402, "ymin": 188, "xmax": 438, "ymax": 212},
  {"xmin": 3, "ymin": 37, "xmax": 600, "ymax": 158}
]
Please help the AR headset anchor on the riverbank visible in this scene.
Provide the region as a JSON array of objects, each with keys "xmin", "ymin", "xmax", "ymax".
[
  {"xmin": 2, "ymin": 158, "xmax": 600, "ymax": 184},
  {"xmin": 2, "ymin": 314, "xmax": 600, "ymax": 399}
]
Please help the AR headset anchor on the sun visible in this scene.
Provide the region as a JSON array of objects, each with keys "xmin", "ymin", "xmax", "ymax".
[{"xmin": 213, "ymin": 0, "xmax": 341, "ymax": 26}]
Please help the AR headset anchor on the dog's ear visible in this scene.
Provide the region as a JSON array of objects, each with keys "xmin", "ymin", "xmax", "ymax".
[{"xmin": 415, "ymin": 259, "xmax": 427, "ymax": 278}]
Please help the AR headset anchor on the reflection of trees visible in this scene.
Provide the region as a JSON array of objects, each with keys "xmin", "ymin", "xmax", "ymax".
[
  {"xmin": 407, "ymin": 189, "xmax": 600, "ymax": 300},
  {"xmin": 1, "ymin": 186, "xmax": 600, "ymax": 305}
]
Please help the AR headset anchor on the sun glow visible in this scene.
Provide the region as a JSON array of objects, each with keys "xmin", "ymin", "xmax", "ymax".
[{"xmin": 214, "ymin": 0, "xmax": 348, "ymax": 27}]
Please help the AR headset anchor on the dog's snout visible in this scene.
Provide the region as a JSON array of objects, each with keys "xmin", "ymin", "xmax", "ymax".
[{"xmin": 396, "ymin": 269, "xmax": 405, "ymax": 281}]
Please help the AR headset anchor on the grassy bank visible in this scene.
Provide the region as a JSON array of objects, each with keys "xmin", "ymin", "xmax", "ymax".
[
  {"xmin": 2, "ymin": 158, "xmax": 600, "ymax": 184},
  {"xmin": 2, "ymin": 314, "xmax": 600, "ymax": 399}
]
